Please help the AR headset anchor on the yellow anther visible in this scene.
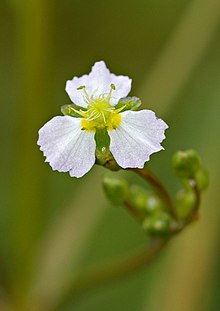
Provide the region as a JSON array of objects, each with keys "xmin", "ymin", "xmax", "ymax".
[{"xmin": 80, "ymin": 84, "xmax": 122, "ymax": 131}]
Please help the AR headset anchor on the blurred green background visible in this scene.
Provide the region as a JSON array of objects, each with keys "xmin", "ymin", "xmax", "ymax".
[{"xmin": 1, "ymin": 0, "xmax": 220, "ymax": 310}]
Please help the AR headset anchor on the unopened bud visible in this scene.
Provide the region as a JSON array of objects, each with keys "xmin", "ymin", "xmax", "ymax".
[
  {"xmin": 129, "ymin": 185, "xmax": 164, "ymax": 214},
  {"xmin": 195, "ymin": 168, "xmax": 209, "ymax": 191},
  {"xmin": 176, "ymin": 189, "xmax": 196, "ymax": 219},
  {"xmin": 103, "ymin": 174, "xmax": 129, "ymax": 205},
  {"xmin": 129, "ymin": 185, "xmax": 148, "ymax": 211},
  {"xmin": 142, "ymin": 212, "xmax": 171, "ymax": 236},
  {"xmin": 172, "ymin": 150, "xmax": 201, "ymax": 179},
  {"xmin": 146, "ymin": 196, "xmax": 164, "ymax": 214}
]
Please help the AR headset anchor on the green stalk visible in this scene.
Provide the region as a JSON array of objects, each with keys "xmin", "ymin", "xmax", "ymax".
[{"xmin": 10, "ymin": 0, "xmax": 51, "ymax": 291}]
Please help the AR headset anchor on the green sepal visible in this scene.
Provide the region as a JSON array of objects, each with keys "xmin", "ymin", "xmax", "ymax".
[
  {"xmin": 103, "ymin": 174, "xmax": 129, "ymax": 205},
  {"xmin": 61, "ymin": 104, "xmax": 86, "ymax": 118},
  {"xmin": 95, "ymin": 129, "xmax": 120, "ymax": 171},
  {"xmin": 95, "ymin": 128, "xmax": 110, "ymax": 151},
  {"xmin": 115, "ymin": 96, "xmax": 141, "ymax": 112},
  {"xmin": 95, "ymin": 129, "xmax": 111, "ymax": 164}
]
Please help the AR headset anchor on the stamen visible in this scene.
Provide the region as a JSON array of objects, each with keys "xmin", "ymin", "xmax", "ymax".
[
  {"xmin": 77, "ymin": 85, "xmax": 92, "ymax": 105},
  {"xmin": 81, "ymin": 94, "xmax": 90, "ymax": 105},
  {"xmin": 87, "ymin": 107, "xmax": 95, "ymax": 113},
  {"xmin": 91, "ymin": 88, "xmax": 98, "ymax": 100},
  {"xmin": 87, "ymin": 112, "xmax": 101, "ymax": 121},
  {"xmin": 69, "ymin": 106, "xmax": 86, "ymax": 117},
  {"xmin": 102, "ymin": 112, "xmax": 106, "ymax": 124},
  {"xmin": 77, "ymin": 85, "xmax": 85, "ymax": 90},
  {"xmin": 78, "ymin": 83, "xmax": 122, "ymax": 131},
  {"xmin": 106, "ymin": 84, "xmax": 115, "ymax": 101},
  {"xmin": 87, "ymin": 110, "xmax": 97, "ymax": 120},
  {"xmin": 115, "ymin": 104, "xmax": 127, "ymax": 113},
  {"xmin": 82, "ymin": 89, "xmax": 90, "ymax": 102},
  {"xmin": 104, "ymin": 108, "xmax": 114, "ymax": 112}
]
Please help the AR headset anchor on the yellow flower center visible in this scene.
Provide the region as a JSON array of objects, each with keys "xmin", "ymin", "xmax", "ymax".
[{"xmin": 78, "ymin": 85, "xmax": 123, "ymax": 132}]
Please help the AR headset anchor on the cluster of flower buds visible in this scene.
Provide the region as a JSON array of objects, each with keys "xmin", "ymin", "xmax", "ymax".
[
  {"xmin": 173, "ymin": 149, "xmax": 208, "ymax": 221},
  {"xmin": 103, "ymin": 175, "xmax": 173, "ymax": 236},
  {"xmin": 172, "ymin": 149, "xmax": 208, "ymax": 190},
  {"xmin": 103, "ymin": 149, "xmax": 208, "ymax": 237}
]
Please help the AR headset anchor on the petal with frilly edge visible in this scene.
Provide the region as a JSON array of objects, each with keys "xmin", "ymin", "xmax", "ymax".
[
  {"xmin": 65, "ymin": 61, "xmax": 132, "ymax": 107},
  {"xmin": 108, "ymin": 110, "xmax": 168, "ymax": 168},
  {"xmin": 37, "ymin": 116, "xmax": 96, "ymax": 178}
]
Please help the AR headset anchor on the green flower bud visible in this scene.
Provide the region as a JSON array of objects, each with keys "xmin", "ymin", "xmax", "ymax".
[
  {"xmin": 103, "ymin": 174, "xmax": 129, "ymax": 205},
  {"xmin": 146, "ymin": 196, "xmax": 165, "ymax": 214},
  {"xmin": 172, "ymin": 150, "xmax": 201, "ymax": 179},
  {"xmin": 129, "ymin": 185, "xmax": 164, "ymax": 214},
  {"xmin": 142, "ymin": 212, "xmax": 171, "ymax": 236},
  {"xmin": 194, "ymin": 168, "xmax": 209, "ymax": 191},
  {"xmin": 129, "ymin": 185, "xmax": 148, "ymax": 211},
  {"xmin": 176, "ymin": 189, "xmax": 196, "ymax": 219}
]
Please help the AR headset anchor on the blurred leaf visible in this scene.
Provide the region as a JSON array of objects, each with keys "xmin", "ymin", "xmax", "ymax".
[
  {"xmin": 29, "ymin": 172, "xmax": 106, "ymax": 309},
  {"xmin": 139, "ymin": 0, "xmax": 220, "ymax": 114}
]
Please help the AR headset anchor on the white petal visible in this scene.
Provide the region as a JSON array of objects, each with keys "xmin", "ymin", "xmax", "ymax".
[
  {"xmin": 108, "ymin": 110, "xmax": 168, "ymax": 168},
  {"xmin": 37, "ymin": 116, "xmax": 96, "ymax": 178},
  {"xmin": 89, "ymin": 61, "xmax": 112, "ymax": 95},
  {"xmin": 89, "ymin": 61, "xmax": 132, "ymax": 105},
  {"xmin": 65, "ymin": 74, "xmax": 90, "ymax": 108},
  {"xmin": 65, "ymin": 61, "xmax": 132, "ymax": 107}
]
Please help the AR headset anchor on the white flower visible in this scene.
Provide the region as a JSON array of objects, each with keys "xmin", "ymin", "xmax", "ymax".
[{"xmin": 37, "ymin": 61, "xmax": 168, "ymax": 178}]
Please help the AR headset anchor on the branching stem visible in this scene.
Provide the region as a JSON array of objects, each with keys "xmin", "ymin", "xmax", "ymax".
[
  {"xmin": 131, "ymin": 167, "xmax": 176, "ymax": 218},
  {"xmin": 54, "ymin": 168, "xmax": 201, "ymax": 310}
]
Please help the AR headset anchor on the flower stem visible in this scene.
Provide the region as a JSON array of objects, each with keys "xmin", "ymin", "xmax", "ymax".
[
  {"xmin": 193, "ymin": 184, "xmax": 200, "ymax": 212},
  {"xmin": 55, "ymin": 237, "xmax": 169, "ymax": 310},
  {"xmin": 131, "ymin": 167, "xmax": 176, "ymax": 218},
  {"xmin": 187, "ymin": 183, "xmax": 201, "ymax": 223}
]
